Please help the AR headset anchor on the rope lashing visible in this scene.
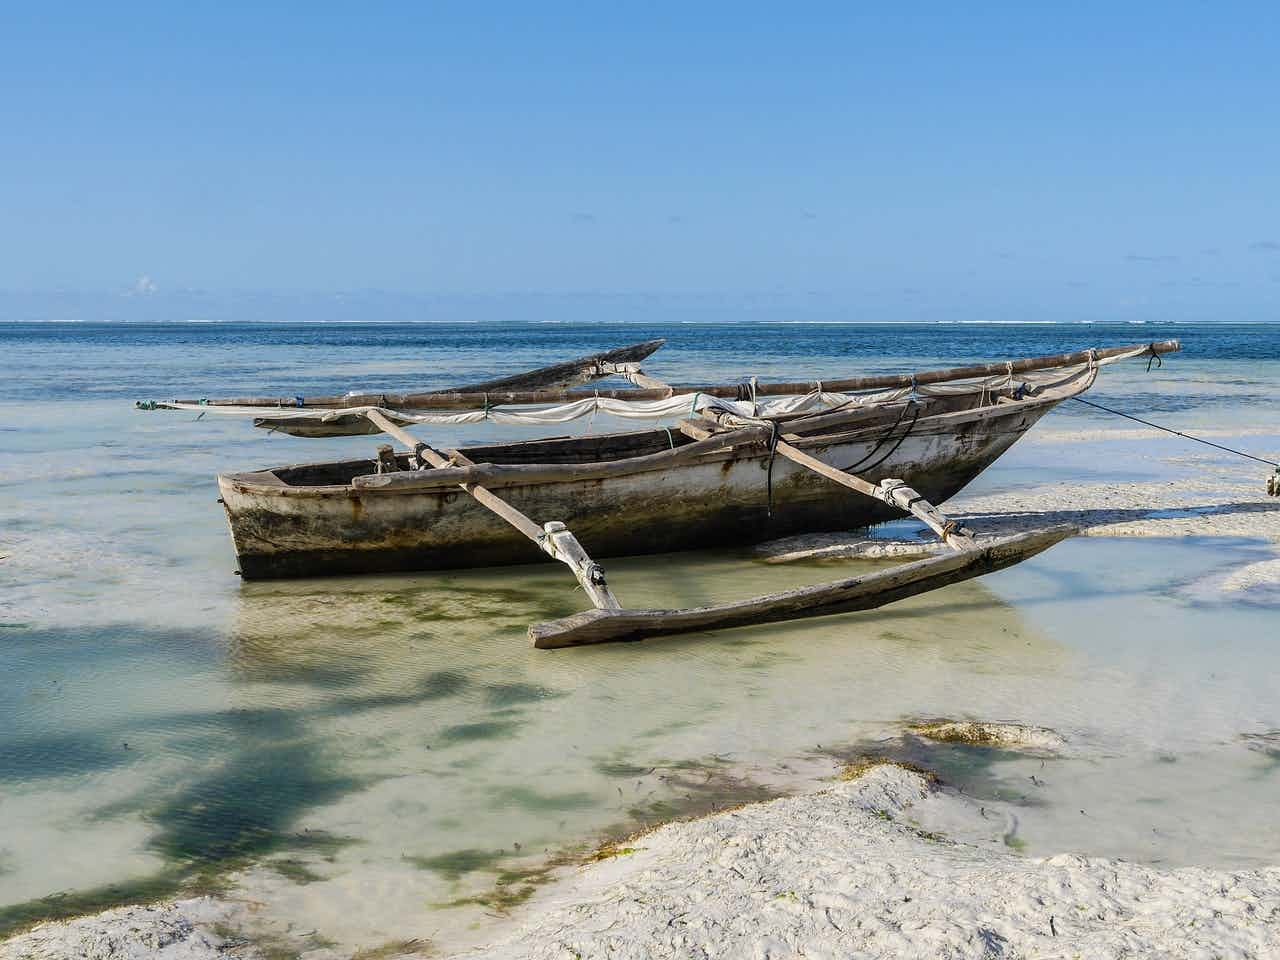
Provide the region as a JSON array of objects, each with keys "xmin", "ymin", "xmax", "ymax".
[
  {"xmin": 662, "ymin": 426, "xmax": 675, "ymax": 450},
  {"xmin": 1146, "ymin": 342, "xmax": 1163, "ymax": 373},
  {"xmin": 294, "ymin": 396, "xmax": 305, "ymax": 407},
  {"xmin": 765, "ymin": 419, "xmax": 781, "ymax": 518},
  {"xmin": 844, "ymin": 399, "xmax": 919, "ymax": 475},
  {"xmin": 1071, "ymin": 397, "xmax": 1279, "ymax": 467}
]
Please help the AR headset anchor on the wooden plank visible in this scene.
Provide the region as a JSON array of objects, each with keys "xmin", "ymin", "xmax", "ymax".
[
  {"xmin": 364, "ymin": 409, "xmax": 620, "ymax": 608},
  {"xmin": 528, "ymin": 526, "xmax": 1076, "ymax": 648},
  {"xmin": 170, "ymin": 340, "xmax": 1180, "ymax": 410},
  {"xmin": 352, "ymin": 423, "xmax": 772, "ymax": 490}
]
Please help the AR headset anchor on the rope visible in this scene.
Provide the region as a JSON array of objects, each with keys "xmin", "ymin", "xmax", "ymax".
[
  {"xmin": 662, "ymin": 426, "xmax": 675, "ymax": 450},
  {"xmin": 1072, "ymin": 397, "xmax": 1279, "ymax": 467},
  {"xmin": 765, "ymin": 420, "xmax": 781, "ymax": 518},
  {"xmin": 844, "ymin": 399, "xmax": 917, "ymax": 474},
  {"xmin": 1146, "ymin": 342, "xmax": 1163, "ymax": 373},
  {"xmin": 847, "ymin": 403, "xmax": 922, "ymax": 476}
]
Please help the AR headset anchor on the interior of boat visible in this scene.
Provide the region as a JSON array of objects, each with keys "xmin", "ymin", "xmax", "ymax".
[{"xmin": 248, "ymin": 382, "xmax": 1039, "ymax": 488}]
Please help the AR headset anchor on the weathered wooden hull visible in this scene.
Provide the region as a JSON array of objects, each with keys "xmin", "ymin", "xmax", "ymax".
[{"xmin": 219, "ymin": 395, "xmax": 1060, "ymax": 580}]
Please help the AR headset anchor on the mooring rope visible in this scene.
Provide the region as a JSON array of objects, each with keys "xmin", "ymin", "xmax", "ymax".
[{"xmin": 1071, "ymin": 397, "xmax": 1279, "ymax": 467}]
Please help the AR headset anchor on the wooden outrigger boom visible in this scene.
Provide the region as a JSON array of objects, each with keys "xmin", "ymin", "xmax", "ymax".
[
  {"xmin": 528, "ymin": 526, "xmax": 1077, "ymax": 648},
  {"xmin": 141, "ymin": 337, "xmax": 1182, "ymax": 649}
]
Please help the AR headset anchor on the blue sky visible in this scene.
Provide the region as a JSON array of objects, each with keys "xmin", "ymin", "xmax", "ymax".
[{"xmin": 2, "ymin": 2, "xmax": 1278, "ymax": 321}]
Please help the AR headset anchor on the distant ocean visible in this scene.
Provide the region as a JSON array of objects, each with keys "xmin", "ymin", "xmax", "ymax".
[{"xmin": 2, "ymin": 320, "xmax": 1278, "ymax": 405}]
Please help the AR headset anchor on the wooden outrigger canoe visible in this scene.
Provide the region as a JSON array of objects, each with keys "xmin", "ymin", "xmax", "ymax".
[{"xmin": 143, "ymin": 339, "xmax": 1180, "ymax": 647}]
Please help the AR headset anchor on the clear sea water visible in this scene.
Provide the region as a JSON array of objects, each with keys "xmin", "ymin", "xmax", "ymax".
[{"xmin": 2, "ymin": 321, "xmax": 1279, "ymax": 954}]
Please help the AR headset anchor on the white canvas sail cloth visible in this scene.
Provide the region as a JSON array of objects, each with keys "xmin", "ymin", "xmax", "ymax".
[{"xmin": 149, "ymin": 345, "xmax": 1148, "ymax": 435}]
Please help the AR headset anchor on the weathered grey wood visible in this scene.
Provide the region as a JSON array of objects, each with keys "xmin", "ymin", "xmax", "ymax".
[
  {"xmin": 364, "ymin": 410, "xmax": 620, "ymax": 608},
  {"xmin": 173, "ymin": 340, "xmax": 1180, "ymax": 410},
  {"xmin": 352, "ymin": 423, "xmax": 772, "ymax": 491},
  {"xmin": 771, "ymin": 443, "xmax": 975, "ymax": 550},
  {"xmin": 528, "ymin": 526, "xmax": 1076, "ymax": 647},
  {"xmin": 540, "ymin": 521, "xmax": 621, "ymax": 610},
  {"xmin": 452, "ymin": 339, "xmax": 666, "ymax": 393},
  {"xmin": 174, "ymin": 339, "xmax": 665, "ymax": 414},
  {"xmin": 678, "ymin": 418, "xmax": 974, "ymax": 551},
  {"xmin": 614, "ymin": 368, "xmax": 674, "ymax": 392}
]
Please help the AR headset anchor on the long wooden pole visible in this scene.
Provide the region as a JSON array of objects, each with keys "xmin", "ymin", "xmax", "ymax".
[
  {"xmin": 529, "ymin": 526, "xmax": 1077, "ymax": 647},
  {"xmin": 364, "ymin": 409, "xmax": 620, "ymax": 610},
  {"xmin": 171, "ymin": 340, "xmax": 1179, "ymax": 411}
]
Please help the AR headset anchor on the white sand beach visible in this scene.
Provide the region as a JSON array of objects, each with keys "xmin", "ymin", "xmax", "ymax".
[{"xmin": 9, "ymin": 756, "xmax": 1279, "ymax": 960}]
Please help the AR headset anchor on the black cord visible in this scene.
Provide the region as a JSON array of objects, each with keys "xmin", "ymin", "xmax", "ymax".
[
  {"xmin": 765, "ymin": 420, "xmax": 780, "ymax": 518},
  {"xmin": 844, "ymin": 400, "xmax": 921, "ymax": 476},
  {"xmin": 844, "ymin": 400, "xmax": 916, "ymax": 474},
  {"xmin": 850, "ymin": 405, "xmax": 921, "ymax": 476},
  {"xmin": 1072, "ymin": 397, "xmax": 1278, "ymax": 467}
]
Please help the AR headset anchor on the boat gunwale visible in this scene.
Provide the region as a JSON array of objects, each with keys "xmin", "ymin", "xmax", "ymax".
[{"xmin": 218, "ymin": 386, "xmax": 1072, "ymax": 499}]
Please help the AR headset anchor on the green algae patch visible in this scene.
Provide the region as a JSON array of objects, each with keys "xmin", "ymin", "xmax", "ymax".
[
  {"xmin": 585, "ymin": 843, "xmax": 643, "ymax": 862},
  {"xmin": 0, "ymin": 864, "xmax": 234, "ymax": 939},
  {"xmin": 838, "ymin": 756, "xmax": 940, "ymax": 784},
  {"xmin": 435, "ymin": 720, "xmax": 519, "ymax": 747},
  {"xmin": 908, "ymin": 719, "xmax": 1066, "ymax": 753},
  {"xmin": 483, "ymin": 682, "xmax": 565, "ymax": 706},
  {"xmin": 434, "ymin": 861, "xmax": 564, "ymax": 915},
  {"xmin": 594, "ymin": 759, "xmax": 653, "ymax": 778},
  {"xmin": 817, "ymin": 735, "xmax": 1049, "ymax": 809},
  {"xmin": 403, "ymin": 848, "xmax": 508, "ymax": 880},
  {"xmin": 266, "ymin": 857, "xmax": 326, "ymax": 884},
  {"xmin": 352, "ymin": 939, "xmax": 433, "ymax": 959}
]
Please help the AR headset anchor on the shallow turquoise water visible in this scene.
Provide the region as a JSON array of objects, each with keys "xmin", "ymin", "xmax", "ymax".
[{"xmin": 1, "ymin": 322, "xmax": 1278, "ymax": 951}]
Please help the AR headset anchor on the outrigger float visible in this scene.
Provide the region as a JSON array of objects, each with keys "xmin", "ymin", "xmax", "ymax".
[{"xmin": 139, "ymin": 338, "xmax": 1181, "ymax": 647}]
